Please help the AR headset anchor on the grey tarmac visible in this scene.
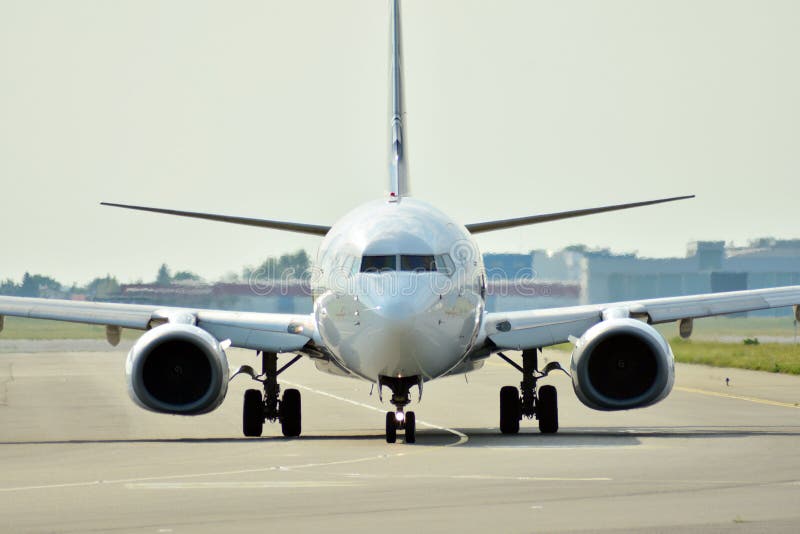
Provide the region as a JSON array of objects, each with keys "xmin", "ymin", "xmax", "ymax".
[{"xmin": 1, "ymin": 342, "xmax": 799, "ymax": 533}]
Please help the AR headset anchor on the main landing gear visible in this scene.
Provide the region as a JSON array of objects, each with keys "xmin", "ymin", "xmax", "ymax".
[
  {"xmin": 380, "ymin": 376, "xmax": 420, "ymax": 444},
  {"xmin": 497, "ymin": 349, "xmax": 569, "ymax": 435},
  {"xmin": 231, "ymin": 351, "xmax": 303, "ymax": 438}
]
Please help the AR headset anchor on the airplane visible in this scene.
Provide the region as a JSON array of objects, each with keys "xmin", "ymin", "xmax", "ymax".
[{"xmin": 1, "ymin": 0, "xmax": 799, "ymax": 444}]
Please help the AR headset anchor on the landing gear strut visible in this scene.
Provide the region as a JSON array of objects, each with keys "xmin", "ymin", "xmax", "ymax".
[
  {"xmin": 233, "ymin": 351, "xmax": 303, "ymax": 438},
  {"xmin": 380, "ymin": 376, "xmax": 419, "ymax": 444},
  {"xmin": 497, "ymin": 349, "xmax": 568, "ymax": 434}
]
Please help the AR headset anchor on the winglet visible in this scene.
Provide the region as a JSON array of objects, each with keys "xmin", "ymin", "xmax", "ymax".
[{"xmin": 388, "ymin": 0, "xmax": 408, "ymax": 200}]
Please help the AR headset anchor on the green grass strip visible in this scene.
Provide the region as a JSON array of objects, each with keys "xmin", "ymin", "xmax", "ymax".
[
  {"xmin": 669, "ymin": 337, "xmax": 800, "ymax": 375},
  {"xmin": 0, "ymin": 316, "xmax": 139, "ymax": 341}
]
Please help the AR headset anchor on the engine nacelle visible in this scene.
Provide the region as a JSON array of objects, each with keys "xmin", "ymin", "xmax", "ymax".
[
  {"xmin": 570, "ymin": 318, "xmax": 674, "ymax": 411},
  {"xmin": 126, "ymin": 324, "xmax": 229, "ymax": 415}
]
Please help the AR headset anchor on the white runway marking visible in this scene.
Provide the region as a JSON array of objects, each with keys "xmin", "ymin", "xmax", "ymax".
[
  {"xmin": 0, "ymin": 381, "xmax": 467, "ymax": 494},
  {"xmin": 416, "ymin": 474, "xmax": 610, "ymax": 482},
  {"xmin": 0, "ymin": 454, "xmax": 388, "ymax": 493},
  {"xmin": 482, "ymin": 445, "xmax": 645, "ymax": 450},
  {"xmin": 312, "ymin": 473, "xmax": 611, "ymax": 483},
  {"xmin": 126, "ymin": 481, "xmax": 360, "ymax": 490},
  {"xmin": 284, "ymin": 380, "xmax": 470, "ymax": 447}
]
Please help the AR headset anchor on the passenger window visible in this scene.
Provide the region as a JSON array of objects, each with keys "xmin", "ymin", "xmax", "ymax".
[
  {"xmin": 400, "ymin": 255, "xmax": 436, "ymax": 272},
  {"xmin": 360, "ymin": 255, "xmax": 396, "ymax": 272}
]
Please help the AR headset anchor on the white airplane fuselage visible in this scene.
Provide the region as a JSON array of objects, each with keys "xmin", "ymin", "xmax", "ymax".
[{"xmin": 312, "ymin": 197, "xmax": 486, "ymax": 382}]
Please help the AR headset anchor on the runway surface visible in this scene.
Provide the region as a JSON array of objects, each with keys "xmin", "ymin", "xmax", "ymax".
[{"xmin": 1, "ymin": 342, "xmax": 799, "ymax": 533}]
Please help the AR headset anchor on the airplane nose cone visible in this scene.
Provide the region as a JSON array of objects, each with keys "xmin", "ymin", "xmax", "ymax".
[
  {"xmin": 317, "ymin": 272, "xmax": 481, "ymax": 382},
  {"xmin": 367, "ymin": 294, "xmax": 431, "ymax": 347},
  {"xmin": 351, "ymin": 282, "xmax": 460, "ymax": 378},
  {"xmin": 373, "ymin": 298, "xmax": 425, "ymax": 322}
]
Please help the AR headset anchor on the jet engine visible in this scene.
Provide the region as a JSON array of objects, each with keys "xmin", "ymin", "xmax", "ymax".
[
  {"xmin": 126, "ymin": 323, "xmax": 229, "ymax": 415},
  {"xmin": 570, "ymin": 318, "xmax": 674, "ymax": 411}
]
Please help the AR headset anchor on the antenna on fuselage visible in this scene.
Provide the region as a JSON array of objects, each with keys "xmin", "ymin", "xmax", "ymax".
[{"xmin": 388, "ymin": 0, "xmax": 409, "ymax": 200}]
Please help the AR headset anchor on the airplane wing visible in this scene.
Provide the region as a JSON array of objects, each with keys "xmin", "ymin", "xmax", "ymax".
[
  {"xmin": 484, "ymin": 285, "xmax": 800, "ymax": 350},
  {"xmin": 0, "ymin": 296, "xmax": 315, "ymax": 353},
  {"xmin": 101, "ymin": 203, "xmax": 331, "ymax": 237},
  {"xmin": 465, "ymin": 195, "xmax": 694, "ymax": 234}
]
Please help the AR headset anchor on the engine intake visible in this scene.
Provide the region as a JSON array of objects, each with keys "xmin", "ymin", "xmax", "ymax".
[
  {"xmin": 570, "ymin": 318, "xmax": 674, "ymax": 411},
  {"xmin": 126, "ymin": 324, "xmax": 229, "ymax": 415}
]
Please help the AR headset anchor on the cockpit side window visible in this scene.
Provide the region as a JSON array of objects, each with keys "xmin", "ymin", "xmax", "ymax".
[
  {"xmin": 400, "ymin": 255, "xmax": 436, "ymax": 272},
  {"xmin": 340, "ymin": 254, "xmax": 357, "ymax": 275},
  {"xmin": 360, "ymin": 255, "xmax": 397, "ymax": 272},
  {"xmin": 434, "ymin": 254, "xmax": 455, "ymax": 276}
]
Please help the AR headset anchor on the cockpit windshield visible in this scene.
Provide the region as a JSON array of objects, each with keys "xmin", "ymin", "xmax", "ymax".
[
  {"xmin": 360, "ymin": 254, "xmax": 455, "ymax": 275},
  {"xmin": 360, "ymin": 255, "xmax": 396, "ymax": 272},
  {"xmin": 400, "ymin": 255, "xmax": 436, "ymax": 272}
]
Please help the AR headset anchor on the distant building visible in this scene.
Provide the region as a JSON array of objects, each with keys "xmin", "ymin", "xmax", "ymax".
[
  {"xmin": 485, "ymin": 280, "xmax": 581, "ymax": 312},
  {"xmin": 483, "ymin": 253, "xmax": 534, "ymax": 280},
  {"xmin": 482, "ymin": 253, "xmax": 581, "ymax": 310},
  {"xmin": 117, "ymin": 282, "xmax": 312, "ymax": 314},
  {"xmin": 725, "ymin": 239, "xmax": 800, "ymax": 292},
  {"xmin": 532, "ymin": 238, "xmax": 800, "ymax": 316}
]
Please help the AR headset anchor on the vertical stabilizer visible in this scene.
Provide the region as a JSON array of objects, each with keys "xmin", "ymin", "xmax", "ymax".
[{"xmin": 389, "ymin": 0, "xmax": 408, "ymax": 199}]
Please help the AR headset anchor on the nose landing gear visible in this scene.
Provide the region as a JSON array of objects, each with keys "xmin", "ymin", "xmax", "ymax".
[
  {"xmin": 497, "ymin": 349, "xmax": 569, "ymax": 435},
  {"xmin": 380, "ymin": 376, "xmax": 420, "ymax": 444},
  {"xmin": 385, "ymin": 410, "xmax": 416, "ymax": 444},
  {"xmin": 232, "ymin": 351, "xmax": 303, "ymax": 438}
]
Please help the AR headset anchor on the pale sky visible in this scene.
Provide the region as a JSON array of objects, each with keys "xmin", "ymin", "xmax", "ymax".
[{"xmin": 1, "ymin": 0, "xmax": 798, "ymax": 285}]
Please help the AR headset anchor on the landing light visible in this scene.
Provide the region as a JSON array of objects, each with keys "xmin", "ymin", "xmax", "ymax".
[
  {"xmin": 395, "ymin": 412, "xmax": 405, "ymax": 422},
  {"xmin": 287, "ymin": 323, "xmax": 304, "ymax": 334}
]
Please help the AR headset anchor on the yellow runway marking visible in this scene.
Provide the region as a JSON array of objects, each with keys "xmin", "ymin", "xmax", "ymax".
[
  {"xmin": 675, "ymin": 386, "xmax": 800, "ymax": 409},
  {"xmin": 489, "ymin": 358, "xmax": 799, "ymax": 409}
]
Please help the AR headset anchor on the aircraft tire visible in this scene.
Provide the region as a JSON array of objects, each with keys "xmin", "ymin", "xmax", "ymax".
[
  {"xmin": 243, "ymin": 389, "xmax": 264, "ymax": 437},
  {"xmin": 405, "ymin": 411, "xmax": 416, "ymax": 444},
  {"xmin": 280, "ymin": 389, "xmax": 302, "ymax": 437},
  {"xmin": 537, "ymin": 385, "xmax": 558, "ymax": 434},
  {"xmin": 385, "ymin": 412, "xmax": 397, "ymax": 443},
  {"xmin": 500, "ymin": 386, "xmax": 521, "ymax": 434}
]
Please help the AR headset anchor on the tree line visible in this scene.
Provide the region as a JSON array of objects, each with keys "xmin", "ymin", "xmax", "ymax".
[{"xmin": 0, "ymin": 250, "xmax": 312, "ymax": 299}]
